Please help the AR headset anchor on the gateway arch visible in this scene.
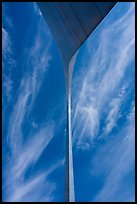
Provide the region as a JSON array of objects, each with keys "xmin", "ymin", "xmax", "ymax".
[{"xmin": 37, "ymin": 2, "xmax": 117, "ymax": 202}]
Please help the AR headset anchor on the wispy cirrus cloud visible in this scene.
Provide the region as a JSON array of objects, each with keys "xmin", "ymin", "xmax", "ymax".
[
  {"xmin": 9, "ymin": 173, "xmax": 54, "ymax": 202},
  {"xmin": 7, "ymin": 159, "xmax": 63, "ymax": 202},
  {"xmin": 13, "ymin": 122, "xmax": 55, "ymax": 179},
  {"xmin": 91, "ymin": 102, "xmax": 135, "ymax": 202},
  {"xmin": 72, "ymin": 2, "xmax": 135, "ymax": 149},
  {"xmin": 71, "ymin": 4, "xmax": 135, "ymax": 201},
  {"xmin": 2, "ymin": 3, "xmax": 17, "ymax": 103},
  {"xmin": 3, "ymin": 3, "xmax": 61, "ymax": 202},
  {"xmin": 103, "ymin": 85, "xmax": 127, "ymax": 135},
  {"xmin": 2, "ymin": 26, "xmax": 15, "ymax": 102},
  {"xmin": 7, "ymin": 4, "xmax": 53, "ymax": 154},
  {"xmin": 2, "ymin": 27, "xmax": 11, "ymax": 58},
  {"xmin": 5, "ymin": 122, "xmax": 61, "ymax": 202}
]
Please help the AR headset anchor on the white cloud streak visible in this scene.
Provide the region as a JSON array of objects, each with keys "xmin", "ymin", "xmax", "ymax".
[
  {"xmin": 2, "ymin": 27, "xmax": 11, "ymax": 58},
  {"xmin": 8, "ymin": 160, "xmax": 62, "ymax": 202},
  {"xmin": 2, "ymin": 26, "xmax": 15, "ymax": 102},
  {"xmin": 91, "ymin": 102, "xmax": 135, "ymax": 202},
  {"xmin": 103, "ymin": 85, "xmax": 127, "ymax": 135},
  {"xmin": 3, "ymin": 3, "xmax": 60, "ymax": 202},
  {"xmin": 7, "ymin": 5, "xmax": 52, "ymax": 155},
  {"xmin": 2, "ymin": 3, "xmax": 17, "ymax": 103},
  {"xmin": 72, "ymin": 3, "xmax": 135, "ymax": 149},
  {"xmin": 13, "ymin": 123, "xmax": 55, "ymax": 179}
]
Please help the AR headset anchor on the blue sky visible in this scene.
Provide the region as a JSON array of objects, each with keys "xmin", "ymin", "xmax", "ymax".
[{"xmin": 2, "ymin": 2, "xmax": 135, "ymax": 202}]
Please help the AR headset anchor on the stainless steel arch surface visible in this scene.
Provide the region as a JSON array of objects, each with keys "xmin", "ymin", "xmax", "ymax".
[{"xmin": 37, "ymin": 2, "xmax": 116, "ymax": 69}]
